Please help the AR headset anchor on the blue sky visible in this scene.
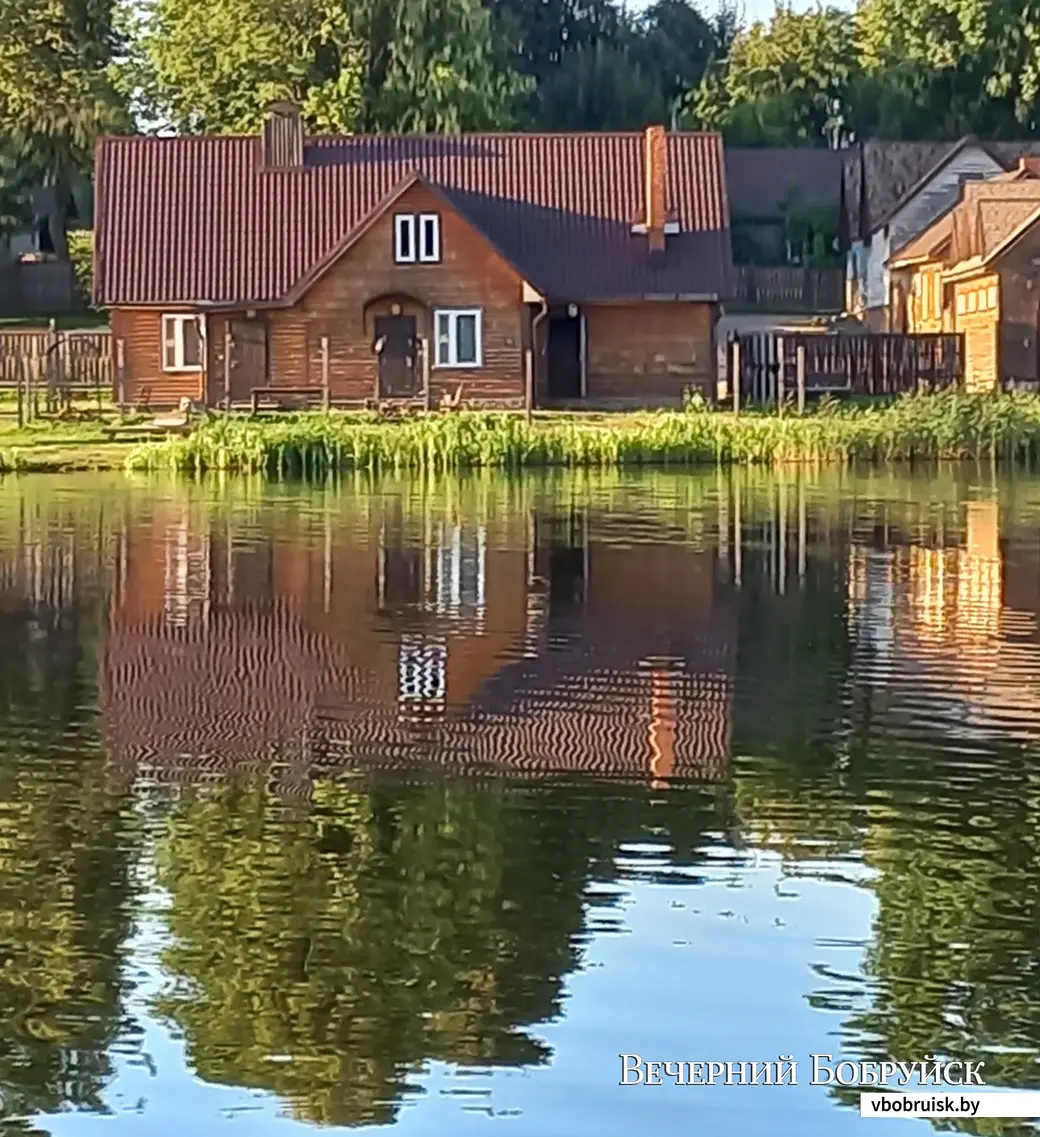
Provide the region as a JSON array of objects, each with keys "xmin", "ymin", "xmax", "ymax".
[{"xmin": 627, "ymin": 0, "xmax": 843, "ymax": 26}]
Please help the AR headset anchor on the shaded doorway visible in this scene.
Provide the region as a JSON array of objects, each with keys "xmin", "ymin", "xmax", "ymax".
[
  {"xmin": 547, "ymin": 310, "xmax": 583, "ymax": 399},
  {"xmin": 228, "ymin": 317, "xmax": 268, "ymax": 403},
  {"xmin": 374, "ymin": 314, "xmax": 419, "ymax": 398}
]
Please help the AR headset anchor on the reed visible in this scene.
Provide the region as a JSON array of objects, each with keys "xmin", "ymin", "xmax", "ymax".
[{"xmin": 110, "ymin": 392, "xmax": 1040, "ymax": 476}]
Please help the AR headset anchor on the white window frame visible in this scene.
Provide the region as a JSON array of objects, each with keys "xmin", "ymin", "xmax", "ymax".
[
  {"xmin": 394, "ymin": 213, "xmax": 416, "ymax": 263},
  {"xmin": 418, "ymin": 213, "xmax": 441, "ymax": 262},
  {"xmin": 434, "ymin": 308, "xmax": 482, "ymax": 368},
  {"xmin": 161, "ymin": 314, "xmax": 204, "ymax": 372}
]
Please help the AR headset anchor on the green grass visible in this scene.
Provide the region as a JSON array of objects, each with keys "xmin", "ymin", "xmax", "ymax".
[
  {"xmin": 5, "ymin": 392, "xmax": 1040, "ymax": 476},
  {"xmin": 115, "ymin": 392, "xmax": 1040, "ymax": 476},
  {"xmin": 0, "ymin": 407, "xmax": 147, "ymax": 471}
]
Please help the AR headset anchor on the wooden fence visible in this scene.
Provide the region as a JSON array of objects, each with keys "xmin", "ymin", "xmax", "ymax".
[
  {"xmin": 728, "ymin": 331, "xmax": 963, "ymax": 407},
  {"xmin": 0, "ymin": 328, "xmax": 112, "ymax": 416},
  {"xmin": 732, "ymin": 266, "xmax": 845, "ymax": 314}
]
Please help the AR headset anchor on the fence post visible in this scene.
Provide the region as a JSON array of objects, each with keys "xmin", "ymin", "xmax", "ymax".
[
  {"xmin": 730, "ymin": 336, "xmax": 741, "ymax": 414},
  {"xmin": 115, "ymin": 337, "xmax": 126, "ymax": 413},
  {"xmin": 423, "ymin": 337, "xmax": 433, "ymax": 412},
  {"xmin": 223, "ymin": 323, "xmax": 232, "ymax": 411},
  {"xmin": 776, "ymin": 335, "xmax": 786, "ymax": 416},
  {"xmin": 796, "ymin": 342, "xmax": 806, "ymax": 413},
  {"xmin": 27, "ymin": 343, "xmax": 38, "ymax": 422},
  {"xmin": 321, "ymin": 335, "xmax": 330, "ymax": 410},
  {"xmin": 16, "ymin": 355, "xmax": 24, "ymax": 429},
  {"xmin": 524, "ymin": 347, "xmax": 534, "ymax": 422},
  {"xmin": 46, "ymin": 319, "xmax": 59, "ymax": 413}
]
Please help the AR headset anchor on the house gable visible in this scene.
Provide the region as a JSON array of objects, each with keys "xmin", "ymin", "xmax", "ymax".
[
  {"xmin": 886, "ymin": 142, "xmax": 1005, "ymax": 251},
  {"xmin": 283, "ymin": 173, "xmax": 542, "ymax": 308},
  {"xmin": 294, "ymin": 180, "xmax": 528, "ymax": 316}
]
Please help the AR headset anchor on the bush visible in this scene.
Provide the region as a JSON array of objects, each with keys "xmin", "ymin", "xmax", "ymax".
[{"xmin": 67, "ymin": 229, "xmax": 94, "ymax": 306}]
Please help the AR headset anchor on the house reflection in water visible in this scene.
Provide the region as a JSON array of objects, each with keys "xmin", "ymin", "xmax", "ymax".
[
  {"xmin": 846, "ymin": 498, "xmax": 1040, "ymax": 745},
  {"xmin": 100, "ymin": 498, "xmax": 737, "ymax": 788}
]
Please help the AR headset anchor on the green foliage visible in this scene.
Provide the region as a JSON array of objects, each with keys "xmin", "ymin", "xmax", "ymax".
[
  {"xmin": 0, "ymin": 145, "xmax": 30, "ymax": 239},
  {"xmin": 353, "ymin": 0, "xmax": 530, "ymax": 131},
  {"xmin": 67, "ymin": 229, "xmax": 94, "ymax": 304},
  {"xmin": 685, "ymin": 0, "xmax": 1040, "ymax": 146},
  {"xmin": 118, "ymin": 393, "xmax": 1040, "ymax": 477},
  {"xmin": 779, "ymin": 188, "xmax": 841, "ymax": 267},
  {"xmin": 0, "ymin": 0, "xmax": 129, "ymax": 255},
  {"xmin": 686, "ymin": 5, "xmax": 857, "ymax": 145},
  {"xmin": 130, "ymin": 0, "xmax": 364, "ymax": 133}
]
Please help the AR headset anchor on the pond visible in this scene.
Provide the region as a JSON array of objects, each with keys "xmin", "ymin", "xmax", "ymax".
[{"xmin": 0, "ymin": 467, "xmax": 1039, "ymax": 1136}]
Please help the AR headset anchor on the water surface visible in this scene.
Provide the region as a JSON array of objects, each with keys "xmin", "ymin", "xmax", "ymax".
[{"xmin": 1, "ymin": 467, "xmax": 1039, "ymax": 1135}]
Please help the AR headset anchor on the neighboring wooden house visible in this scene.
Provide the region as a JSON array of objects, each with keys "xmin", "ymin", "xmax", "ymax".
[
  {"xmin": 841, "ymin": 137, "xmax": 1040, "ymax": 331},
  {"xmin": 888, "ymin": 171, "xmax": 1040, "ymax": 391},
  {"xmin": 92, "ymin": 105, "xmax": 733, "ymax": 410}
]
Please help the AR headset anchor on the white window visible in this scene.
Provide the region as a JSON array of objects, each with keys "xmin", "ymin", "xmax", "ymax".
[
  {"xmin": 395, "ymin": 212, "xmax": 440, "ymax": 263},
  {"xmin": 419, "ymin": 214, "xmax": 440, "ymax": 262},
  {"xmin": 434, "ymin": 308, "xmax": 482, "ymax": 368},
  {"xmin": 162, "ymin": 315, "xmax": 203, "ymax": 371},
  {"xmin": 394, "ymin": 214, "xmax": 416, "ymax": 263}
]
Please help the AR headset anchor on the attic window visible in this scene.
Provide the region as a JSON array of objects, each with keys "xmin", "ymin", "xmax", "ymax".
[
  {"xmin": 419, "ymin": 214, "xmax": 440, "ymax": 262},
  {"xmin": 394, "ymin": 212, "xmax": 441, "ymax": 264},
  {"xmin": 394, "ymin": 214, "xmax": 416, "ymax": 263}
]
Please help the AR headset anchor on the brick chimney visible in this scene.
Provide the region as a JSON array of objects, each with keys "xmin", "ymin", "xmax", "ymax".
[
  {"xmin": 1019, "ymin": 156, "xmax": 1040, "ymax": 177},
  {"xmin": 262, "ymin": 101, "xmax": 304, "ymax": 169},
  {"xmin": 644, "ymin": 124, "xmax": 668, "ymax": 253}
]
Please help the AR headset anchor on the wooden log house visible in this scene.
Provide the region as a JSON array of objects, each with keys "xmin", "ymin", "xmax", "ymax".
[
  {"xmin": 888, "ymin": 163, "xmax": 1040, "ymax": 391},
  {"xmin": 92, "ymin": 105, "xmax": 734, "ymax": 411}
]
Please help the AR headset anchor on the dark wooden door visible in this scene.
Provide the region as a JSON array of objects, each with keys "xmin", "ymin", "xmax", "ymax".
[
  {"xmin": 547, "ymin": 314, "xmax": 582, "ymax": 399},
  {"xmin": 374, "ymin": 315, "xmax": 419, "ymax": 397},
  {"xmin": 229, "ymin": 318, "xmax": 268, "ymax": 403}
]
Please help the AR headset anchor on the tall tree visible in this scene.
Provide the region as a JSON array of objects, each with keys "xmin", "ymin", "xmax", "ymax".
[
  {"xmin": 535, "ymin": 40, "xmax": 670, "ymax": 130},
  {"xmin": 853, "ymin": 0, "xmax": 1040, "ymax": 139},
  {"xmin": 354, "ymin": 0, "xmax": 530, "ymax": 131},
  {"xmin": 0, "ymin": 0, "xmax": 127, "ymax": 256},
  {"xmin": 633, "ymin": 0, "xmax": 717, "ymax": 119},
  {"xmin": 687, "ymin": 4, "xmax": 856, "ymax": 146},
  {"xmin": 129, "ymin": 0, "xmax": 364, "ymax": 133}
]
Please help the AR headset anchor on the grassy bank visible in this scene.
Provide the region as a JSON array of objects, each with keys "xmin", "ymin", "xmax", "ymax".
[
  {"xmin": 0, "ymin": 415, "xmax": 139, "ymax": 472},
  {"xmin": 121, "ymin": 393, "xmax": 1040, "ymax": 476},
  {"xmin": 5, "ymin": 393, "xmax": 1040, "ymax": 475}
]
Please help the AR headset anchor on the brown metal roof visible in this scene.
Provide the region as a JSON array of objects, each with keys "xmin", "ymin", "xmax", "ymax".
[
  {"xmin": 94, "ymin": 131, "xmax": 732, "ymax": 306},
  {"xmin": 725, "ymin": 147, "xmax": 843, "ymax": 220}
]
